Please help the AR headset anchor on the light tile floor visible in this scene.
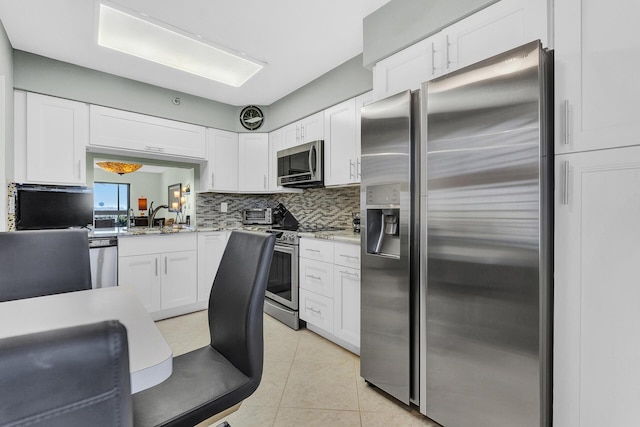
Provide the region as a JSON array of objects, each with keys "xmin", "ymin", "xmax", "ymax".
[{"xmin": 155, "ymin": 311, "xmax": 440, "ymax": 427}]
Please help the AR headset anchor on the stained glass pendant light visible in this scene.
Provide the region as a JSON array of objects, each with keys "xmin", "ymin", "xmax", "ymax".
[{"xmin": 96, "ymin": 161, "xmax": 143, "ymax": 175}]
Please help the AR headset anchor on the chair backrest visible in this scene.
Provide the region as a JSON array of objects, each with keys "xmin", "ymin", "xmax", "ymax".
[
  {"xmin": 0, "ymin": 229, "xmax": 92, "ymax": 302},
  {"xmin": 0, "ymin": 320, "xmax": 133, "ymax": 427},
  {"xmin": 208, "ymin": 231, "xmax": 275, "ymax": 380}
]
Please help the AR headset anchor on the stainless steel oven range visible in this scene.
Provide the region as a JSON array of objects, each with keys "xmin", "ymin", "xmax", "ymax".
[{"xmin": 263, "ymin": 229, "xmax": 302, "ymax": 330}]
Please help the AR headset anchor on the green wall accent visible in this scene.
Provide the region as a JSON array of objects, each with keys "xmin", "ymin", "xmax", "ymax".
[
  {"xmin": 267, "ymin": 54, "xmax": 373, "ymax": 131},
  {"xmin": 13, "ymin": 50, "xmax": 373, "ymax": 133},
  {"xmin": 13, "ymin": 50, "xmax": 242, "ymax": 132}
]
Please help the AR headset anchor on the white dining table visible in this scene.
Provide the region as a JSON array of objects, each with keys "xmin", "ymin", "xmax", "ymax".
[{"xmin": 0, "ymin": 286, "xmax": 173, "ymax": 393}]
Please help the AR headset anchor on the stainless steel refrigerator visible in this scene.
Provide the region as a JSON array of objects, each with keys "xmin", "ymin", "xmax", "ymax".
[
  {"xmin": 360, "ymin": 40, "xmax": 552, "ymax": 427},
  {"xmin": 360, "ymin": 89, "xmax": 421, "ymax": 406}
]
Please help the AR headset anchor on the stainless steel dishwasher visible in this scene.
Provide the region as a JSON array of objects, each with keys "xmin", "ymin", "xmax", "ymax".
[{"xmin": 89, "ymin": 237, "xmax": 118, "ymax": 288}]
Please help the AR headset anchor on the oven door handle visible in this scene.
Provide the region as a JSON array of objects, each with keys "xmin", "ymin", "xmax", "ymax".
[
  {"xmin": 309, "ymin": 145, "xmax": 316, "ymax": 176},
  {"xmin": 274, "ymin": 244, "xmax": 296, "ymax": 255}
]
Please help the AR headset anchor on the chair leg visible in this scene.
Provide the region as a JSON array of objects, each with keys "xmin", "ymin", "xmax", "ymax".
[{"xmin": 193, "ymin": 403, "xmax": 241, "ymax": 427}]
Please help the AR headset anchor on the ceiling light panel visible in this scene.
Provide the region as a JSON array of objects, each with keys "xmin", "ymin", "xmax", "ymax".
[{"xmin": 97, "ymin": 3, "xmax": 263, "ymax": 87}]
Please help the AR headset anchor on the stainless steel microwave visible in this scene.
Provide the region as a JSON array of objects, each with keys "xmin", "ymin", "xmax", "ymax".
[{"xmin": 277, "ymin": 140, "xmax": 323, "ymax": 188}]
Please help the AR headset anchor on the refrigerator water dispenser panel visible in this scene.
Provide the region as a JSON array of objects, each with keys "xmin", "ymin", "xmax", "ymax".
[{"xmin": 365, "ymin": 184, "xmax": 401, "ymax": 258}]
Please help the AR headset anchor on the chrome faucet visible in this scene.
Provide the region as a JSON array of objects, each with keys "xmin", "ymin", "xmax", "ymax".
[
  {"xmin": 148, "ymin": 202, "xmax": 169, "ymax": 228},
  {"xmin": 128, "ymin": 208, "xmax": 135, "ymax": 228}
]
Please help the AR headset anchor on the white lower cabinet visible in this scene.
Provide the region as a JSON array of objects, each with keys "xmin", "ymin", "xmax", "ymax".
[
  {"xmin": 299, "ymin": 257, "xmax": 333, "ymax": 298},
  {"xmin": 300, "ymin": 288, "xmax": 334, "ymax": 333},
  {"xmin": 161, "ymin": 251, "xmax": 197, "ymax": 310},
  {"xmin": 333, "ymin": 266, "xmax": 360, "ymax": 347},
  {"xmin": 118, "ymin": 233, "xmax": 197, "ymax": 320},
  {"xmin": 197, "ymin": 231, "xmax": 229, "ymax": 302},
  {"xmin": 554, "ymin": 146, "xmax": 640, "ymax": 427},
  {"xmin": 299, "ymin": 238, "xmax": 360, "ymax": 353},
  {"xmin": 118, "ymin": 254, "xmax": 162, "ymax": 312}
]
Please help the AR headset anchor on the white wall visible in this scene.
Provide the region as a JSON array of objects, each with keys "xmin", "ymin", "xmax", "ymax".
[
  {"xmin": 93, "ymin": 168, "xmax": 163, "ymax": 216},
  {"xmin": 92, "ymin": 164, "xmax": 195, "ymax": 224},
  {"xmin": 0, "ymin": 20, "xmax": 14, "ymax": 232}
]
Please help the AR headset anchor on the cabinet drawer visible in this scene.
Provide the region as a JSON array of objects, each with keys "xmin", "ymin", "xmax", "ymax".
[
  {"xmin": 334, "ymin": 242, "xmax": 360, "ymax": 269},
  {"xmin": 299, "ymin": 288, "xmax": 333, "ymax": 334},
  {"xmin": 118, "ymin": 233, "xmax": 197, "ymax": 257},
  {"xmin": 299, "ymin": 238, "xmax": 334, "ymax": 262},
  {"xmin": 299, "ymin": 258, "xmax": 333, "ymax": 298}
]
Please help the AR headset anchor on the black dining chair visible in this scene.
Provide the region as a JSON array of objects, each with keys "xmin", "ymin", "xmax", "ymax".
[
  {"xmin": 0, "ymin": 229, "xmax": 92, "ymax": 302},
  {"xmin": 132, "ymin": 230, "xmax": 276, "ymax": 427},
  {"xmin": 0, "ymin": 320, "xmax": 133, "ymax": 427}
]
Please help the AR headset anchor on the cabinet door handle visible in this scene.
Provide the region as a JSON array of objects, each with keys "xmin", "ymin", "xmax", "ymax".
[
  {"xmin": 296, "ymin": 126, "xmax": 300, "ymax": 142},
  {"xmin": 340, "ymin": 254, "xmax": 359, "ymax": 260},
  {"xmin": 349, "ymin": 159, "xmax": 355, "ymax": 180},
  {"xmin": 145, "ymin": 145, "xmax": 165, "ymax": 153},
  {"xmin": 357, "ymin": 158, "xmax": 361, "ymax": 179},
  {"xmin": 562, "ymin": 160, "xmax": 570, "ymax": 205},
  {"xmin": 306, "ymin": 306, "xmax": 321, "ymax": 315},
  {"xmin": 301, "ymin": 124, "xmax": 305, "ymax": 141},
  {"xmin": 340, "ymin": 269, "xmax": 360, "ymax": 278},
  {"xmin": 431, "ymin": 41, "xmax": 437, "ymax": 76},
  {"xmin": 155, "ymin": 258, "xmax": 158, "ymax": 276},
  {"xmin": 563, "ymin": 99, "xmax": 570, "ymax": 145},
  {"xmin": 77, "ymin": 160, "xmax": 82, "ymax": 179},
  {"xmin": 164, "ymin": 256, "xmax": 168, "ymax": 275},
  {"xmin": 306, "ymin": 274, "xmax": 322, "ymax": 281},
  {"xmin": 263, "ymin": 174, "xmax": 267, "ymax": 190},
  {"xmin": 445, "ymin": 34, "xmax": 451, "ymax": 69},
  {"xmin": 305, "ymin": 248, "xmax": 320, "ymax": 253},
  {"xmin": 211, "ymin": 172, "xmax": 215, "ymax": 189}
]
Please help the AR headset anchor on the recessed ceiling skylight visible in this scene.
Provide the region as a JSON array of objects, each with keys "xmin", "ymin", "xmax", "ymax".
[{"xmin": 97, "ymin": 3, "xmax": 263, "ymax": 87}]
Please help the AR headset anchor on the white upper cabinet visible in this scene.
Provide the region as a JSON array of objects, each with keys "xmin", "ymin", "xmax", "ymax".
[
  {"xmin": 201, "ymin": 128, "xmax": 238, "ymax": 192},
  {"xmin": 14, "ymin": 91, "xmax": 88, "ymax": 185},
  {"xmin": 354, "ymin": 91, "xmax": 373, "ymax": 181},
  {"xmin": 324, "ymin": 92, "xmax": 373, "ymax": 186},
  {"xmin": 89, "ymin": 105, "xmax": 206, "ymax": 161},
  {"xmin": 555, "ymin": 0, "xmax": 640, "ymax": 153},
  {"xmin": 238, "ymin": 133, "xmax": 269, "ymax": 192},
  {"xmin": 324, "ymin": 98, "xmax": 357, "ymax": 186},
  {"xmin": 268, "ymin": 128, "xmax": 283, "ymax": 192},
  {"xmin": 442, "ymin": 0, "xmax": 546, "ymax": 73},
  {"xmin": 373, "ymin": 33, "xmax": 442, "ymax": 101},
  {"xmin": 372, "ymin": 0, "xmax": 547, "ymax": 101},
  {"xmin": 282, "ymin": 111, "xmax": 324, "ymax": 148}
]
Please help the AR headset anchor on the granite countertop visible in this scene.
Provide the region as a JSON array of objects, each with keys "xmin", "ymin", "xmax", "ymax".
[
  {"xmin": 89, "ymin": 225, "xmax": 197, "ymax": 238},
  {"xmin": 90, "ymin": 226, "xmax": 361, "ymax": 244},
  {"xmin": 298, "ymin": 229, "xmax": 361, "ymax": 244}
]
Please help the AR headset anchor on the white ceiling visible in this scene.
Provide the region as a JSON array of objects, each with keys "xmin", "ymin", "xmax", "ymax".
[{"xmin": 0, "ymin": 0, "xmax": 390, "ymax": 107}]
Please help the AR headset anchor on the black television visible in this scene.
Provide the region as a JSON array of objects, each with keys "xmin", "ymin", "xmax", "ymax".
[{"xmin": 15, "ymin": 185, "xmax": 94, "ymax": 230}]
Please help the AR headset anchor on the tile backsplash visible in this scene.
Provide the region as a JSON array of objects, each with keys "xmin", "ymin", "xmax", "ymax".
[{"xmin": 196, "ymin": 186, "xmax": 360, "ymax": 229}]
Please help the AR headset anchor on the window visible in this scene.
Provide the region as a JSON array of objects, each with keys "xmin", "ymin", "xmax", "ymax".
[{"xmin": 94, "ymin": 182, "xmax": 130, "ymax": 227}]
